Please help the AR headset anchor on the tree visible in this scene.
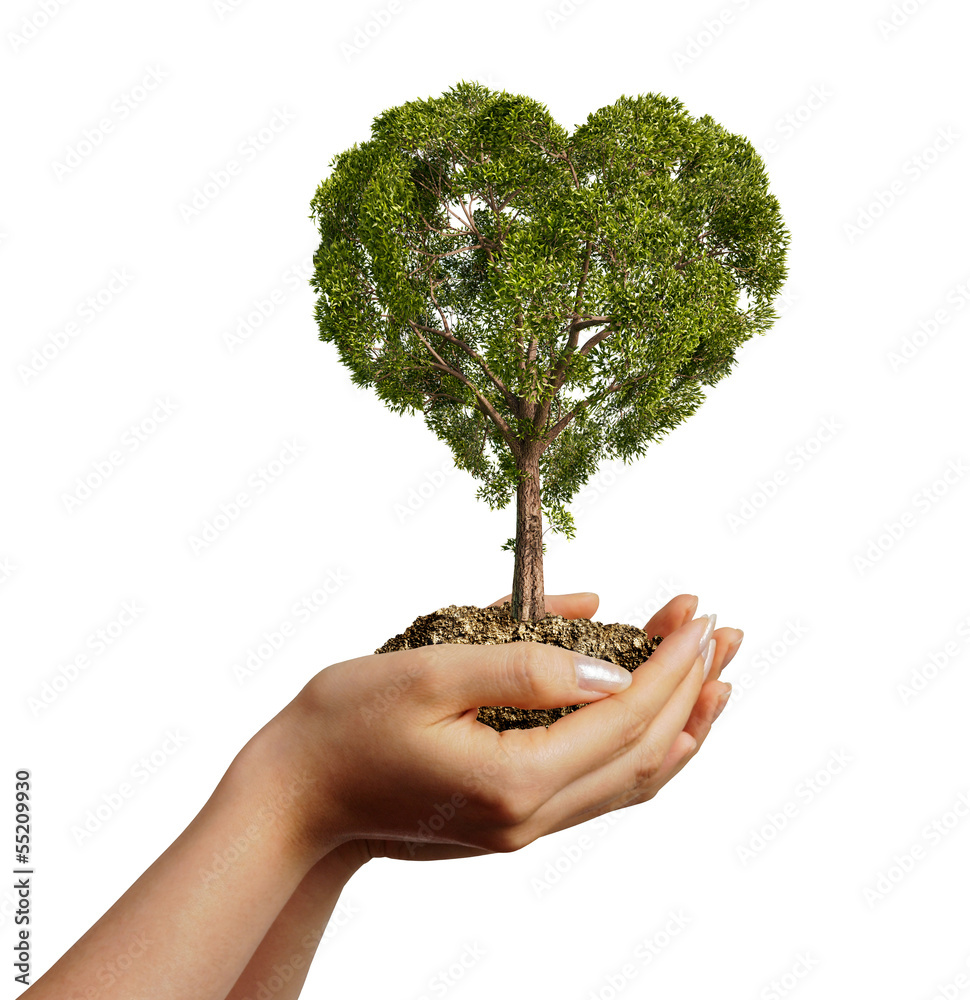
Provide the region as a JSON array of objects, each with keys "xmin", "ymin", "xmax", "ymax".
[{"xmin": 309, "ymin": 81, "xmax": 790, "ymax": 622}]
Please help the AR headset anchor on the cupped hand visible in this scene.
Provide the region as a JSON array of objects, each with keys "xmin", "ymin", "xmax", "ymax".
[{"xmin": 282, "ymin": 592, "xmax": 740, "ymax": 870}]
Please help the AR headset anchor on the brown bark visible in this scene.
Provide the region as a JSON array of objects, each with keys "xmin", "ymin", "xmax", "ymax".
[{"xmin": 510, "ymin": 444, "xmax": 545, "ymax": 621}]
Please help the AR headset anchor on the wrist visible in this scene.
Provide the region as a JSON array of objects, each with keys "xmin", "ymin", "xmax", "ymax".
[{"xmin": 228, "ymin": 703, "xmax": 347, "ymax": 872}]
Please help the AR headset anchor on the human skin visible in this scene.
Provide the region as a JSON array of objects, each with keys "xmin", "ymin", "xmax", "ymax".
[
  {"xmin": 223, "ymin": 590, "xmax": 739, "ymax": 1000},
  {"xmin": 23, "ymin": 591, "xmax": 739, "ymax": 1000}
]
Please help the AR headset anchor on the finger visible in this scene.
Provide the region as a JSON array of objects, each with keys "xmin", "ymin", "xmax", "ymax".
[
  {"xmin": 513, "ymin": 645, "xmax": 707, "ymax": 836},
  {"xmin": 682, "ymin": 677, "xmax": 731, "ymax": 745},
  {"xmin": 510, "ymin": 641, "xmax": 733, "ymax": 835},
  {"xmin": 527, "ymin": 728, "xmax": 700, "ymax": 840},
  {"xmin": 414, "ymin": 636, "xmax": 635, "ymax": 721},
  {"xmin": 509, "ymin": 729, "xmax": 698, "ymax": 841},
  {"xmin": 630, "ymin": 630, "xmax": 734, "ymax": 775},
  {"xmin": 708, "ymin": 629, "xmax": 744, "ymax": 682},
  {"xmin": 337, "ymin": 594, "xmax": 603, "ymax": 705},
  {"xmin": 643, "ymin": 593, "xmax": 699, "ymax": 639},
  {"xmin": 503, "ymin": 614, "xmax": 714, "ymax": 791},
  {"xmin": 686, "ymin": 626, "xmax": 741, "ymax": 687},
  {"xmin": 621, "ymin": 643, "xmax": 734, "ymax": 800},
  {"xmin": 608, "ymin": 729, "xmax": 700, "ymax": 811},
  {"xmin": 603, "ymin": 679, "xmax": 730, "ymax": 815},
  {"xmin": 488, "ymin": 591, "xmax": 600, "ymax": 621},
  {"xmin": 646, "ymin": 681, "xmax": 732, "ymax": 793}
]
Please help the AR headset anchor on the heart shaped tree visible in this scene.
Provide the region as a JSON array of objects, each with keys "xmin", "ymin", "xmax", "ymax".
[{"xmin": 310, "ymin": 82, "xmax": 789, "ymax": 621}]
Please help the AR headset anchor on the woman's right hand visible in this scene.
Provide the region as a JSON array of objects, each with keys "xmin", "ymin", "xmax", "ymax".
[{"xmin": 268, "ymin": 593, "xmax": 738, "ymax": 867}]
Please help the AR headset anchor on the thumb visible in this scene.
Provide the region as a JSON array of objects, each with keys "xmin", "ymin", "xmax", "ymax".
[{"xmin": 434, "ymin": 640, "xmax": 633, "ymax": 712}]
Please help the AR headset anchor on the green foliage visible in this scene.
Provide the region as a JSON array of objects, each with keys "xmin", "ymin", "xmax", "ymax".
[{"xmin": 309, "ymin": 81, "xmax": 790, "ymax": 539}]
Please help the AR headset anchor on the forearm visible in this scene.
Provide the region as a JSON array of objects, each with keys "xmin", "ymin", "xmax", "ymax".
[
  {"xmin": 224, "ymin": 846, "xmax": 367, "ymax": 1000},
  {"xmin": 24, "ymin": 725, "xmax": 325, "ymax": 1000}
]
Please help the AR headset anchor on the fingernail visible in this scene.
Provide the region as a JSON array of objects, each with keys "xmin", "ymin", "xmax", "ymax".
[
  {"xmin": 712, "ymin": 684, "xmax": 732, "ymax": 721},
  {"xmin": 573, "ymin": 653, "xmax": 632, "ymax": 693},
  {"xmin": 721, "ymin": 630, "xmax": 744, "ymax": 671},
  {"xmin": 701, "ymin": 638, "xmax": 716, "ymax": 681},
  {"xmin": 695, "ymin": 613, "xmax": 716, "ymax": 655}
]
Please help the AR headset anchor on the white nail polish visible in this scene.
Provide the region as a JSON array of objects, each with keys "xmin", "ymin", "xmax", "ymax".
[
  {"xmin": 573, "ymin": 654, "xmax": 632, "ymax": 693},
  {"xmin": 702, "ymin": 638, "xmax": 716, "ymax": 680},
  {"xmin": 697, "ymin": 613, "xmax": 716, "ymax": 656}
]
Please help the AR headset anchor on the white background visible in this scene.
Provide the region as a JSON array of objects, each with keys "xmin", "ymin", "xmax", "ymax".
[{"xmin": 4, "ymin": 0, "xmax": 970, "ymax": 997}]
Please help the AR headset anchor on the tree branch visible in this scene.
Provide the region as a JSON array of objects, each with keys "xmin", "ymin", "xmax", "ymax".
[
  {"xmin": 407, "ymin": 320, "xmax": 520, "ymax": 459},
  {"xmin": 408, "ymin": 321, "xmax": 516, "ymax": 411},
  {"xmin": 578, "ymin": 326, "xmax": 615, "ymax": 356},
  {"xmin": 496, "ymin": 186, "xmax": 524, "ymax": 213},
  {"xmin": 523, "ymin": 136, "xmax": 580, "ymax": 188},
  {"xmin": 542, "ymin": 371, "xmax": 653, "ymax": 450},
  {"xmin": 572, "ymin": 240, "xmax": 593, "ymax": 316},
  {"xmin": 571, "ymin": 316, "xmax": 611, "ymax": 334},
  {"xmin": 408, "ymin": 241, "xmax": 482, "ymax": 265},
  {"xmin": 537, "ymin": 240, "xmax": 602, "ymax": 431}
]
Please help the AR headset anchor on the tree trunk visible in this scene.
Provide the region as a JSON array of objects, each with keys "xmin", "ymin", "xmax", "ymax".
[{"xmin": 511, "ymin": 446, "xmax": 545, "ymax": 621}]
